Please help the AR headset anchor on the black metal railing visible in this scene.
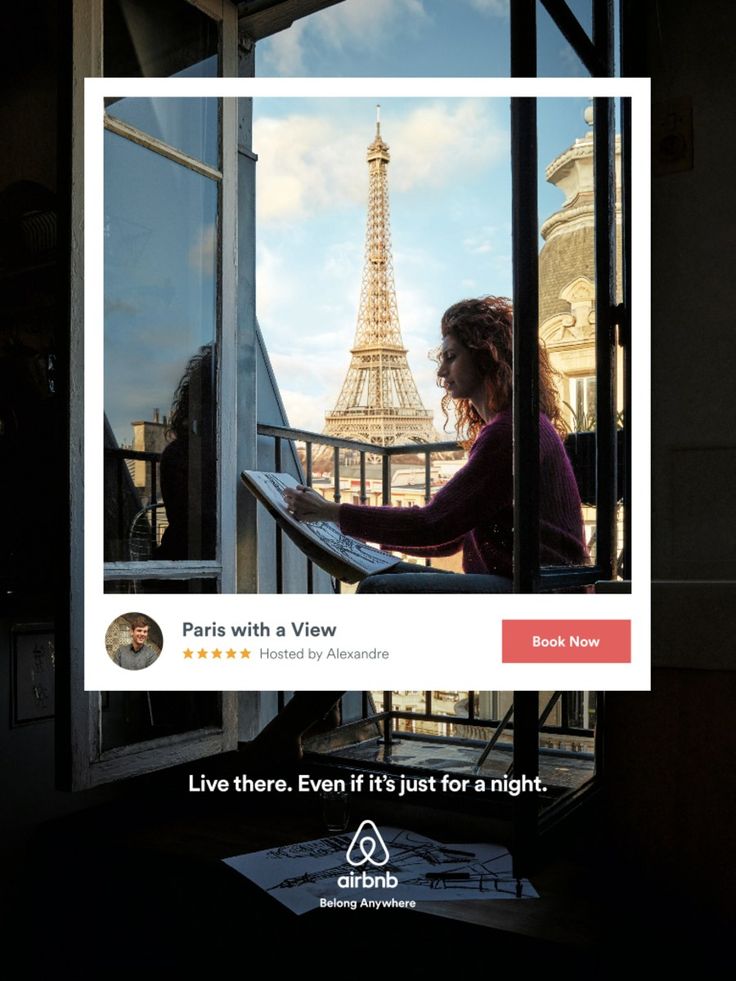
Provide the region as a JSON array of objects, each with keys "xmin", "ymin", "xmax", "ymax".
[
  {"xmin": 257, "ymin": 422, "xmax": 617, "ymax": 593},
  {"xmin": 104, "ymin": 446, "xmax": 163, "ymax": 559},
  {"xmin": 369, "ymin": 690, "xmax": 597, "ymax": 750},
  {"xmin": 257, "ymin": 423, "xmax": 462, "ymax": 593},
  {"xmin": 306, "ymin": 690, "xmax": 599, "ymax": 773}
]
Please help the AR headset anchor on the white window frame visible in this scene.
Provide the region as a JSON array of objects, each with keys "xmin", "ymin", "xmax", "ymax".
[{"xmin": 568, "ymin": 373, "xmax": 598, "ymax": 430}]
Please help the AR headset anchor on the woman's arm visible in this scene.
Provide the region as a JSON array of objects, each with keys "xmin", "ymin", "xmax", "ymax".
[
  {"xmin": 283, "ymin": 485, "xmax": 340, "ymax": 523},
  {"xmin": 281, "ymin": 486, "xmax": 463, "ymax": 556},
  {"xmin": 339, "ymin": 416, "xmax": 512, "ymax": 548},
  {"xmin": 283, "ymin": 415, "xmax": 511, "ymax": 549}
]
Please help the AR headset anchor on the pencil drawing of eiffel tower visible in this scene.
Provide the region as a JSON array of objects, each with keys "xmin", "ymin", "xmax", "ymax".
[{"xmin": 324, "ymin": 109, "xmax": 437, "ymax": 446}]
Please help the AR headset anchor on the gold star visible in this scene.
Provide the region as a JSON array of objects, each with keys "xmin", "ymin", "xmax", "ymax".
[
  {"xmin": 183, "ymin": 649, "xmax": 193, "ymax": 659},
  {"xmin": 240, "ymin": 648, "xmax": 251, "ymax": 659},
  {"xmin": 226, "ymin": 649, "xmax": 236, "ymax": 659},
  {"xmin": 212, "ymin": 648, "xmax": 222, "ymax": 659},
  {"xmin": 198, "ymin": 649, "xmax": 208, "ymax": 659}
]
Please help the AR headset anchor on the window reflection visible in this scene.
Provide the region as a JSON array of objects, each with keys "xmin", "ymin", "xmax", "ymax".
[
  {"xmin": 106, "ymin": 96, "xmax": 220, "ymax": 168},
  {"xmin": 104, "ymin": 0, "xmax": 219, "ymax": 78},
  {"xmin": 101, "ymin": 690, "xmax": 222, "ymax": 751},
  {"xmin": 157, "ymin": 345, "xmax": 216, "ymax": 562},
  {"xmin": 103, "ymin": 130, "xmax": 217, "ymax": 564}
]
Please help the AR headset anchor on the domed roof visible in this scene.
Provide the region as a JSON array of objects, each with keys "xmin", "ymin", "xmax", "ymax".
[{"xmin": 539, "ymin": 225, "xmax": 595, "ymax": 326}]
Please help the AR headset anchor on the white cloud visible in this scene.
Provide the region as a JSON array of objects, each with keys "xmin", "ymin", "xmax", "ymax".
[
  {"xmin": 393, "ymin": 102, "xmax": 505, "ymax": 192},
  {"xmin": 255, "ymin": 114, "xmax": 363, "ymax": 222},
  {"xmin": 278, "ymin": 389, "xmax": 330, "ymax": 434},
  {"xmin": 395, "ymin": 284, "xmax": 440, "ymax": 346},
  {"xmin": 462, "ymin": 223, "xmax": 504, "ymax": 255},
  {"xmin": 270, "ymin": 350, "xmax": 350, "ymax": 387},
  {"xmin": 187, "ymin": 223, "xmax": 216, "ymax": 273},
  {"xmin": 255, "ymin": 101, "xmax": 506, "ymax": 224},
  {"xmin": 261, "ymin": 17, "xmax": 309, "ymax": 76},
  {"xmin": 465, "ymin": 0, "xmax": 509, "ymax": 17},
  {"xmin": 256, "ymin": 243, "xmax": 295, "ymax": 320},
  {"xmin": 270, "ymin": 350, "xmax": 348, "ymax": 426},
  {"xmin": 558, "ymin": 43, "xmax": 587, "ymax": 77},
  {"xmin": 322, "ymin": 240, "xmax": 362, "ymax": 282},
  {"xmin": 466, "ymin": 240, "xmax": 492, "ymax": 254},
  {"xmin": 310, "ymin": 0, "xmax": 428, "ymax": 48},
  {"xmin": 260, "ymin": 0, "xmax": 428, "ymax": 76}
]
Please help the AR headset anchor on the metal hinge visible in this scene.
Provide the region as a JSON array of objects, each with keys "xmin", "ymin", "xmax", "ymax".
[{"xmin": 611, "ymin": 302, "xmax": 628, "ymax": 346}]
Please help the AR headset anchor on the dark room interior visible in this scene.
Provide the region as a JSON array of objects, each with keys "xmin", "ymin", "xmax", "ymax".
[{"xmin": 2, "ymin": 0, "xmax": 734, "ymax": 964}]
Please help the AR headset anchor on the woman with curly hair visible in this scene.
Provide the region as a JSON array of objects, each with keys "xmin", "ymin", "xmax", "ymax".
[{"xmin": 284, "ymin": 296, "xmax": 586, "ymax": 593}]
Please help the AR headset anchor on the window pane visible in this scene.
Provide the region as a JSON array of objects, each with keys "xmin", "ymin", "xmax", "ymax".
[
  {"xmin": 537, "ymin": 0, "xmax": 594, "ymax": 77},
  {"xmin": 104, "ymin": 0, "xmax": 219, "ymax": 78},
  {"xmin": 106, "ymin": 97, "xmax": 220, "ymax": 168},
  {"xmin": 101, "ymin": 690, "xmax": 222, "ymax": 751},
  {"xmin": 255, "ymin": 5, "xmax": 510, "ymax": 77},
  {"xmin": 104, "ymin": 130, "xmax": 217, "ymax": 562},
  {"xmin": 103, "ymin": 578, "xmax": 218, "ymax": 594},
  {"xmin": 537, "ymin": 98, "xmax": 599, "ymax": 558}
]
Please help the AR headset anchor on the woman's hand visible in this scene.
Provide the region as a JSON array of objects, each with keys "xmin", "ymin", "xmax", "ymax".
[{"xmin": 282, "ymin": 485, "xmax": 341, "ymax": 524}]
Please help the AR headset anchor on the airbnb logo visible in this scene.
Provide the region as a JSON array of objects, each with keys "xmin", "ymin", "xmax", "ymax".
[
  {"xmin": 345, "ymin": 820, "xmax": 390, "ymax": 867},
  {"xmin": 338, "ymin": 821, "xmax": 397, "ymax": 889}
]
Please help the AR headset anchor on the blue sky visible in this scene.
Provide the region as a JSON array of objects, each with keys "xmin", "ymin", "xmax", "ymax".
[
  {"xmin": 253, "ymin": 0, "xmax": 599, "ymax": 432},
  {"xmin": 103, "ymin": 1, "xmax": 605, "ymax": 441},
  {"xmin": 256, "ymin": 0, "xmax": 598, "ymax": 79},
  {"xmin": 253, "ymin": 94, "xmax": 593, "ymax": 432}
]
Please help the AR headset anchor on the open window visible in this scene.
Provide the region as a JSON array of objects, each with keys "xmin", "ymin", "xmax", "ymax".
[
  {"xmin": 64, "ymin": 0, "xmax": 243, "ymax": 789},
  {"xmin": 63, "ymin": 0, "xmax": 633, "ymax": 836}
]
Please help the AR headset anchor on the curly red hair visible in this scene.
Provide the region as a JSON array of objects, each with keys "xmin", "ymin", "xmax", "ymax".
[{"xmin": 438, "ymin": 296, "xmax": 564, "ymax": 446}]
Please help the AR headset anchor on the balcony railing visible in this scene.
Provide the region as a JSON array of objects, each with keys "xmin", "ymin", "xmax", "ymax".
[
  {"xmin": 103, "ymin": 424, "xmax": 620, "ymax": 594},
  {"xmin": 304, "ymin": 690, "xmax": 601, "ymax": 800},
  {"xmin": 104, "ymin": 446, "xmax": 164, "ymax": 562},
  {"xmin": 257, "ymin": 422, "xmax": 618, "ymax": 593},
  {"xmin": 257, "ymin": 423, "xmax": 462, "ymax": 593}
]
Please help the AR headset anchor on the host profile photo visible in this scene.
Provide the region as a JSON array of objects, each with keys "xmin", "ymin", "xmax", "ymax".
[{"xmin": 106, "ymin": 613, "xmax": 162, "ymax": 671}]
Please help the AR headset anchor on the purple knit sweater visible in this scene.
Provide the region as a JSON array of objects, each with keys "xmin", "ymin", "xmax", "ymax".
[{"xmin": 338, "ymin": 409, "xmax": 587, "ymax": 578}]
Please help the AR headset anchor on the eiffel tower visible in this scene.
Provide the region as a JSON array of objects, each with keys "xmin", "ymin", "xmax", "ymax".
[{"xmin": 324, "ymin": 109, "xmax": 437, "ymax": 446}]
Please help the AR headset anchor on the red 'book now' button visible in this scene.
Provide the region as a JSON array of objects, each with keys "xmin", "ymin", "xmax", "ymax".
[{"xmin": 502, "ymin": 620, "xmax": 631, "ymax": 663}]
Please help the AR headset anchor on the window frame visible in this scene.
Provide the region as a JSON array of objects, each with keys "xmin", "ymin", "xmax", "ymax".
[
  {"xmin": 63, "ymin": 0, "xmax": 630, "ymax": 804},
  {"xmin": 510, "ymin": 0, "xmax": 625, "ymax": 873},
  {"xmin": 64, "ymin": 0, "xmax": 241, "ymax": 790}
]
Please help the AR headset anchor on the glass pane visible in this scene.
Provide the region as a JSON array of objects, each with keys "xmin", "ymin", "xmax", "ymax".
[
  {"xmin": 537, "ymin": 0, "xmax": 594, "ymax": 77},
  {"xmin": 101, "ymin": 690, "xmax": 222, "ymax": 751},
  {"xmin": 256, "ymin": 5, "xmax": 510, "ymax": 77},
  {"xmin": 104, "ymin": 130, "xmax": 217, "ymax": 563},
  {"xmin": 104, "ymin": 578, "xmax": 218, "ymax": 594},
  {"xmin": 105, "ymin": 97, "xmax": 220, "ymax": 169},
  {"xmin": 431, "ymin": 690, "xmax": 468, "ymax": 718},
  {"xmin": 104, "ymin": 0, "xmax": 219, "ymax": 78},
  {"xmin": 537, "ymin": 97, "xmax": 598, "ymax": 559}
]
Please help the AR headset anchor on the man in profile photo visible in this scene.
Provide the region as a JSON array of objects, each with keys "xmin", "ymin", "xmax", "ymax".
[{"xmin": 113, "ymin": 615, "xmax": 159, "ymax": 670}]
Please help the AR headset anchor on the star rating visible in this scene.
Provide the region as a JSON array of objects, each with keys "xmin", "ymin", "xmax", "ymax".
[{"xmin": 182, "ymin": 647, "xmax": 251, "ymax": 661}]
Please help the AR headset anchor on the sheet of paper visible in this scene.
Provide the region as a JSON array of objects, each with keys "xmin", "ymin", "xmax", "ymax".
[
  {"xmin": 243, "ymin": 470, "xmax": 401, "ymax": 576},
  {"xmin": 223, "ymin": 826, "xmax": 537, "ymax": 914}
]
